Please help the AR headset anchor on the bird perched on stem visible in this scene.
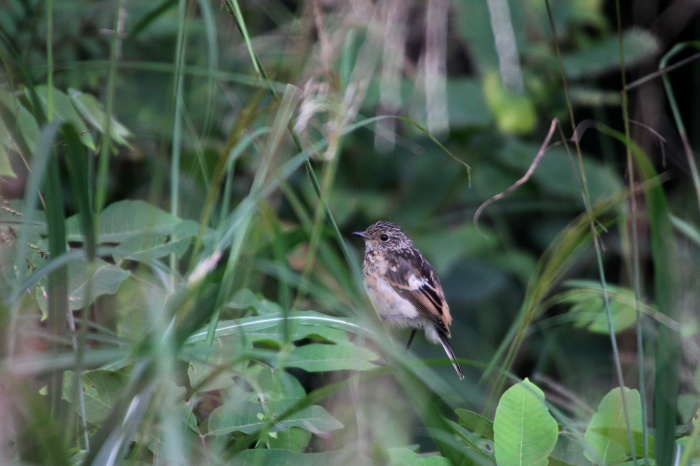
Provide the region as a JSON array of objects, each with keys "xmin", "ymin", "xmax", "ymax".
[{"xmin": 353, "ymin": 221, "xmax": 464, "ymax": 380}]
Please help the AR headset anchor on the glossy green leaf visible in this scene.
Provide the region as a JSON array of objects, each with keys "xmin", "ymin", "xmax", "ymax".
[
  {"xmin": 284, "ymin": 342, "xmax": 379, "ymax": 372},
  {"xmin": 493, "ymin": 378, "xmax": 558, "ymax": 466}
]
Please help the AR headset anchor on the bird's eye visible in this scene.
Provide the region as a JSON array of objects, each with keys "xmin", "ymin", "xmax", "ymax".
[{"xmin": 380, "ymin": 234, "xmax": 389, "ymax": 242}]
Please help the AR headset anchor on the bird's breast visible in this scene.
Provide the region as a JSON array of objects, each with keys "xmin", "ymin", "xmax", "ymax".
[{"xmin": 365, "ymin": 275, "xmax": 420, "ymax": 320}]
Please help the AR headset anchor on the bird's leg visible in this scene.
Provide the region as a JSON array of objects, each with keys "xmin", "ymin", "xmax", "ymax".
[{"xmin": 405, "ymin": 329, "xmax": 417, "ymax": 351}]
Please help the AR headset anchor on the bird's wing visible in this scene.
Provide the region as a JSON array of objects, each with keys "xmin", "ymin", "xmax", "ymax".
[{"xmin": 384, "ymin": 250, "xmax": 452, "ymax": 336}]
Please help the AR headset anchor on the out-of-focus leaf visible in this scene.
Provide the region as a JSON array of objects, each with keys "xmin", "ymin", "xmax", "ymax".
[
  {"xmin": 561, "ymin": 28, "xmax": 660, "ymax": 79},
  {"xmin": 112, "ymin": 233, "xmax": 191, "ymax": 262},
  {"xmin": 37, "ymin": 258, "xmax": 130, "ymax": 314},
  {"xmin": 414, "ymin": 224, "xmax": 497, "ymax": 275},
  {"xmin": 0, "ymin": 145, "xmax": 15, "ymax": 177},
  {"xmin": 0, "ymin": 109, "xmax": 16, "ymax": 152},
  {"xmin": 554, "ymin": 280, "xmax": 651, "ymax": 334},
  {"xmin": 446, "ymin": 78, "xmax": 492, "ymax": 128},
  {"xmin": 551, "ymin": 434, "xmax": 594, "ymax": 466},
  {"xmin": 206, "ymin": 401, "xmax": 343, "ymax": 436},
  {"xmin": 387, "ymin": 448, "xmax": 450, "ymax": 466},
  {"xmin": 483, "ymin": 72, "xmax": 536, "ymax": 135},
  {"xmin": 228, "ymin": 288, "xmax": 286, "ymax": 315},
  {"xmin": 233, "ymin": 449, "xmax": 362, "ymax": 465},
  {"xmin": 34, "ymin": 86, "xmax": 95, "ymax": 150},
  {"xmin": 529, "ymin": 0, "xmax": 606, "ymax": 38},
  {"xmin": 258, "ymin": 368, "xmax": 305, "ymax": 402},
  {"xmin": 68, "ymin": 88, "xmax": 131, "ymax": 147},
  {"xmin": 495, "ymin": 140, "xmax": 623, "ymax": 202},
  {"xmin": 493, "ymin": 378, "xmax": 558, "ymax": 466},
  {"xmin": 67, "ymin": 200, "xmax": 181, "ymax": 243},
  {"xmin": 0, "ymin": 89, "xmax": 40, "ymax": 154},
  {"xmin": 62, "ymin": 370, "xmax": 128, "ymax": 424},
  {"xmin": 284, "ymin": 342, "xmax": 379, "ymax": 372},
  {"xmin": 267, "ymin": 427, "xmax": 312, "ymax": 452},
  {"xmin": 452, "ymin": 0, "xmax": 526, "ymax": 71}
]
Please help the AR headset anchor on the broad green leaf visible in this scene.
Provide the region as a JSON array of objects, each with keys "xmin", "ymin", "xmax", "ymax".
[
  {"xmin": 34, "ymin": 86, "xmax": 95, "ymax": 150},
  {"xmin": 493, "ymin": 378, "xmax": 558, "ymax": 466},
  {"xmin": 67, "ymin": 200, "xmax": 181, "ymax": 243},
  {"xmin": 388, "ymin": 448, "xmax": 450, "ymax": 466},
  {"xmin": 258, "ymin": 368, "xmax": 305, "ymax": 402},
  {"xmin": 68, "ymin": 88, "xmax": 131, "ymax": 147},
  {"xmin": 37, "ymin": 258, "xmax": 130, "ymax": 314},
  {"xmin": 206, "ymin": 401, "xmax": 343, "ymax": 436},
  {"xmin": 284, "ymin": 342, "xmax": 379, "ymax": 372},
  {"xmin": 62, "ymin": 370, "xmax": 128, "ymax": 424},
  {"xmin": 456, "ymin": 408, "xmax": 494, "ymax": 440},
  {"xmin": 584, "ymin": 387, "xmax": 644, "ymax": 464}
]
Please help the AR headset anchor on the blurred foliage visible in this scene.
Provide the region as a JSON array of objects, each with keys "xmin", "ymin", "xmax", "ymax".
[{"xmin": 1, "ymin": 0, "xmax": 699, "ymax": 464}]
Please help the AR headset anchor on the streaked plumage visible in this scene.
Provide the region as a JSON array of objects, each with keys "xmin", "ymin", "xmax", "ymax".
[{"xmin": 353, "ymin": 221, "xmax": 464, "ymax": 380}]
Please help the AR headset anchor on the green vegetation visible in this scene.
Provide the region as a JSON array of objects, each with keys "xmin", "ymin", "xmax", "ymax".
[{"xmin": 1, "ymin": 1, "xmax": 699, "ymax": 464}]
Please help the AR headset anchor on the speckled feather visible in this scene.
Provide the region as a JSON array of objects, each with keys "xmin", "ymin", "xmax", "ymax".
[{"xmin": 354, "ymin": 221, "xmax": 464, "ymax": 380}]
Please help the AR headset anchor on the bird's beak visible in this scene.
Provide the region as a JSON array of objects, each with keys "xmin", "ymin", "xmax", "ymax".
[{"xmin": 352, "ymin": 231, "xmax": 368, "ymax": 239}]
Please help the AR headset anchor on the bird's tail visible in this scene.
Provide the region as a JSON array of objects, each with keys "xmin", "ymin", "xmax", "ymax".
[{"xmin": 437, "ymin": 331, "xmax": 465, "ymax": 380}]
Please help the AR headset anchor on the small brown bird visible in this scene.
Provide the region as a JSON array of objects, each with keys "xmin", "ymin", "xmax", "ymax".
[{"xmin": 353, "ymin": 221, "xmax": 464, "ymax": 380}]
